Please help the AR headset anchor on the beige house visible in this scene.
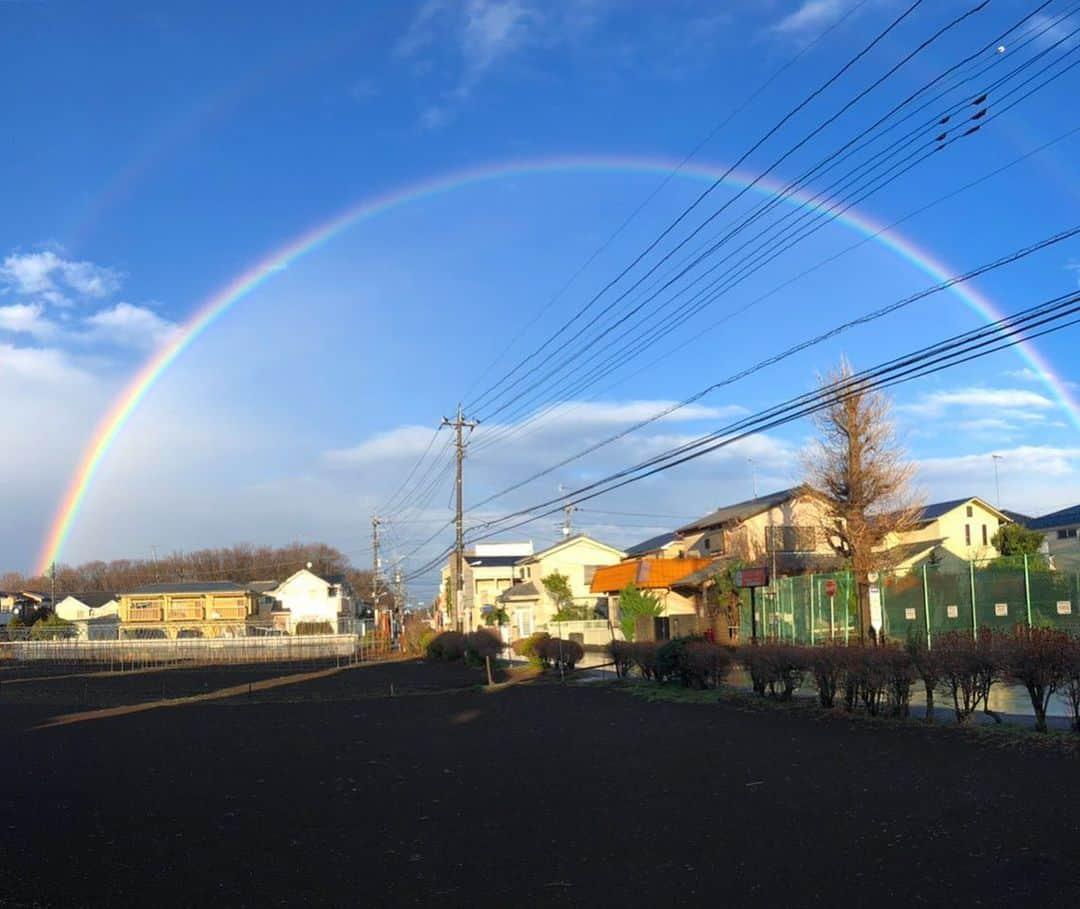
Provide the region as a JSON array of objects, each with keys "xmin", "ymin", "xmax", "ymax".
[
  {"xmin": 498, "ymin": 535, "xmax": 624, "ymax": 639},
  {"xmin": 677, "ymin": 486, "xmax": 842, "ymax": 574},
  {"xmin": 439, "ymin": 542, "xmax": 534, "ymax": 631},
  {"xmin": 1028, "ymin": 504, "xmax": 1080, "ymax": 570},
  {"xmin": 881, "ymin": 497, "xmax": 1010, "ymax": 571},
  {"xmin": 620, "ymin": 531, "xmax": 691, "ymax": 560},
  {"xmin": 118, "ymin": 582, "xmax": 259, "ymax": 639}
]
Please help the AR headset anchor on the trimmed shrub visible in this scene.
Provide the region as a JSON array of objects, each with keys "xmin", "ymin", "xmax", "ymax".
[
  {"xmin": 739, "ymin": 645, "xmax": 770, "ymax": 695},
  {"xmin": 400, "ymin": 616, "xmax": 434, "ymax": 656},
  {"xmin": 740, "ymin": 644, "xmax": 805, "ymax": 700},
  {"xmin": 538, "ymin": 637, "xmax": 584, "ymax": 672},
  {"xmin": 807, "ymin": 645, "xmax": 846, "ymax": 709},
  {"xmin": 511, "ymin": 632, "xmax": 551, "ymax": 667},
  {"xmin": 426, "ymin": 630, "xmax": 467, "ymax": 661},
  {"xmin": 294, "ymin": 621, "xmax": 334, "ymax": 636},
  {"xmin": 656, "ymin": 637, "xmax": 732, "ymax": 689},
  {"xmin": 1003, "ymin": 628, "xmax": 1071, "ymax": 733},
  {"xmin": 631, "ymin": 641, "xmax": 660, "ymax": 680},
  {"xmin": 607, "ymin": 640, "xmax": 634, "ymax": 678},
  {"xmin": 30, "ymin": 613, "xmax": 76, "ymax": 641},
  {"xmin": 935, "ymin": 630, "xmax": 1005, "ymax": 725},
  {"xmin": 1063, "ymin": 636, "xmax": 1080, "ymax": 734},
  {"xmin": 907, "ymin": 637, "xmax": 945, "ymax": 723},
  {"xmin": 465, "ymin": 629, "xmax": 502, "ymax": 662}
]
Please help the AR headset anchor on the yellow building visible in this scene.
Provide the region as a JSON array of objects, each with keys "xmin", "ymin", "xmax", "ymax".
[
  {"xmin": 881, "ymin": 497, "xmax": 1010, "ymax": 571},
  {"xmin": 118, "ymin": 582, "xmax": 259, "ymax": 639},
  {"xmin": 498, "ymin": 534, "xmax": 624, "ymax": 638},
  {"xmin": 439, "ymin": 542, "xmax": 534, "ymax": 632}
]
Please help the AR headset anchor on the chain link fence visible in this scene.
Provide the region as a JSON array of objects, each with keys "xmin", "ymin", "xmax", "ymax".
[{"xmin": 749, "ymin": 556, "xmax": 1079, "ymax": 646}]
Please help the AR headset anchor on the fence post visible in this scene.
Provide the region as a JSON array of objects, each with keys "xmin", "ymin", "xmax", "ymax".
[
  {"xmin": 844, "ymin": 571, "xmax": 850, "ymax": 645},
  {"xmin": 922, "ymin": 564, "xmax": 932, "ymax": 651},
  {"xmin": 1023, "ymin": 553, "xmax": 1033, "ymax": 628},
  {"xmin": 809, "ymin": 574, "xmax": 815, "ymax": 646},
  {"xmin": 969, "ymin": 559, "xmax": 978, "ymax": 640}
]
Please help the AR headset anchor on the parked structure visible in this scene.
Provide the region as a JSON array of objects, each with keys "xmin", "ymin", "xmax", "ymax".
[
  {"xmin": 498, "ymin": 535, "xmax": 623, "ymax": 639},
  {"xmin": 266, "ymin": 569, "xmax": 359, "ymax": 634},
  {"xmin": 54, "ymin": 592, "xmax": 121, "ymax": 640},
  {"xmin": 117, "ymin": 582, "xmax": 259, "ymax": 639}
]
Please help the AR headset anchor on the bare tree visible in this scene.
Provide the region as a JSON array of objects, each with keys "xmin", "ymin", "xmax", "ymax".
[{"xmin": 803, "ymin": 358, "xmax": 923, "ymax": 642}]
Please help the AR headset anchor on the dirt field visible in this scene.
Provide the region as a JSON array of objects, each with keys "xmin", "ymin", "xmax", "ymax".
[{"xmin": 1, "ymin": 660, "xmax": 1077, "ymax": 907}]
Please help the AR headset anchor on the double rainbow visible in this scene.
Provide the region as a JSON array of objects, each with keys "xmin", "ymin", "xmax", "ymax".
[{"xmin": 35, "ymin": 155, "xmax": 1080, "ymax": 573}]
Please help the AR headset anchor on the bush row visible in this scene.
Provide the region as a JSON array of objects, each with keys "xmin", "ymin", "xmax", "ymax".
[
  {"xmin": 509, "ymin": 632, "xmax": 584, "ymax": 672},
  {"xmin": 612, "ymin": 629, "xmax": 1080, "ymax": 732},
  {"xmin": 425, "ymin": 629, "xmax": 503, "ymax": 665}
]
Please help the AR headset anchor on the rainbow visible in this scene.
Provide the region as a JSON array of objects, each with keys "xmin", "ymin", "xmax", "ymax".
[{"xmin": 35, "ymin": 154, "xmax": 1080, "ymax": 573}]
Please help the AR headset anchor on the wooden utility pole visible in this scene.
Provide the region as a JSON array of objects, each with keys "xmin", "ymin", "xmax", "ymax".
[{"xmin": 441, "ymin": 404, "xmax": 477, "ymax": 632}]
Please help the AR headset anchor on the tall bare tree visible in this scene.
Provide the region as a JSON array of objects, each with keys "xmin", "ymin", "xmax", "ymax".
[{"xmin": 804, "ymin": 359, "xmax": 923, "ymax": 642}]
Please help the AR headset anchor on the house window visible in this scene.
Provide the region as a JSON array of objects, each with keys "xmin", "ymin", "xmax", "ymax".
[
  {"xmin": 982, "ymin": 525, "xmax": 988, "ymax": 546},
  {"xmin": 327, "ymin": 586, "xmax": 338, "ymax": 598},
  {"xmin": 965, "ymin": 524, "xmax": 971, "ymax": 546},
  {"xmin": 703, "ymin": 537, "xmax": 711, "ymax": 552},
  {"xmin": 1058, "ymin": 528, "xmax": 1078, "ymax": 539},
  {"xmin": 583, "ymin": 566, "xmax": 602, "ymax": 584},
  {"xmin": 966, "ymin": 505, "xmax": 974, "ymax": 517},
  {"xmin": 766, "ymin": 526, "xmax": 817, "ymax": 553}
]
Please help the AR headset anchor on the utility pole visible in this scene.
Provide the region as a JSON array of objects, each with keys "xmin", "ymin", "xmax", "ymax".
[
  {"xmin": 441, "ymin": 404, "xmax": 478, "ymax": 632},
  {"xmin": 992, "ymin": 454, "xmax": 1004, "ymax": 507},
  {"xmin": 392, "ymin": 559, "xmax": 405, "ymax": 637},
  {"xmin": 49, "ymin": 561, "xmax": 56, "ymax": 611},
  {"xmin": 561, "ymin": 503, "xmax": 576, "ymax": 538},
  {"xmin": 371, "ymin": 515, "xmax": 382, "ymax": 632}
]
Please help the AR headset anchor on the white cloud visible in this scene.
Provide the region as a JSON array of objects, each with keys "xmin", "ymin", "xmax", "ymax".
[
  {"xmin": 83, "ymin": 302, "xmax": 179, "ymax": 350},
  {"xmin": 1, "ymin": 250, "xmax": 121, "ymax": 304},
  {"xmin": 900, "ymin": 387, "xmax": 1055, "ymax": 418},
  {"xmin": 0, "ymin": 342, "xmax": 92, "ymax": 386},
  {"xmin": 326, "ymin": 424, "xmax": 441, "ymax": 465},
  {"xmin": 0, "ymin": 302, "xmax": 55, "ymax": 339},
  {"xmin": 769, "ymin": 0, "xmax": 855, "ymax": 37}
]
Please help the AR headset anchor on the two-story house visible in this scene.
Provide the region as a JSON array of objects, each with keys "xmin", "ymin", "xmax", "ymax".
[
  {"xmin": 268, "ymin": 569, "xmax": 358, "ymax": 634},
  {"xmin": 881, "ymin": 497, "xmax": 1011, "ymax": 571},
  {"xmin": 498, "ymin": 535, "xmax": 624, "ymax": 638},
  {"xmin": 440, "ymin": 542, "xmax": 534, "ymax": 632},
  {"xmin": 676, "ymin": 486, "xmax": 842, "ymax": 574},
  {"xmin": 118, "ymin": 582, "xmax": 259, "ymax": 639}
]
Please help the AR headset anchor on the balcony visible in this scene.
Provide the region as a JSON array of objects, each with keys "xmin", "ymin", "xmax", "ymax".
[
  {"xmin": 207, "ymin": 605, "xmax": 247, "ymax": 621},
  {"xmin": 166, "ymin": 604, "xmax": 204, "ymax": 621},
  {"xmin": 127, "ymin": 607, "xmax": 163, "ymax": 622}
]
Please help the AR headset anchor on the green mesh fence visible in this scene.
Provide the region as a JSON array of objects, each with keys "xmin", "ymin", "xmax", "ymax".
[{"xmin": 762, "ymin": 557, "xmax": 1078, "ymax": 647}]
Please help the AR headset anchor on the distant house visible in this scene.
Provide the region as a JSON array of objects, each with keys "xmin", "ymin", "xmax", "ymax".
[
  {"xmin": 676, "ymin": 487, "xmax": 841, "ymax": 574},
  {"xmin": 0, "ymin": 591, "xmax": 53, "ymax": 620},
  {"xmin": 498, "ymin": 535, "xmax": 624, "ymax": 638},
  {"xmin": 590, "ymin": 556, "xmax": 713, "ymax": 622},
  {"xmin": 881, "ymin": 497, "xmax": 1012, "ymax": 571},
  {"xmin": 55, "ymin": 592, "xmax": 121, "ymax": 640},
  {"xmin": 621, "ymin": 532, "xmax": 689, "ymax": 561},
  {"xmin": 267, "ymin": 569, "xmax": 358, "ymax": 634},
  {"xmin": 439, "ymin": 542, "xmax": 534, "ymax": 632},
  {"xmin": 117, "ymin": 582, "xmax": 259, "ymax": 639},
  {"xmin": 1028, "ymin": 504, "xmax": 1080, "ymax": 570}
]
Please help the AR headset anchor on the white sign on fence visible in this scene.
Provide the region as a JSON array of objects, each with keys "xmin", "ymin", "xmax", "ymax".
[
  {"xmin": 1057, "ymin": 600, "xmax": 1073, "ymax": 615},
  {"xmin": 904, "ymin": 608, "xmax": 917, "ymax": 621},
  {"xmin": 946, "ymin": 604, "xmax": 959, "ymax": 619},
  {"xmin": 994, "ymin": 603, "xmax": 1008, "ymax": 617}
]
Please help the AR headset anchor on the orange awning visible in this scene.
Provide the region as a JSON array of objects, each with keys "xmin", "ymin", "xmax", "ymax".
[{"xmin": 590, "ymin": 558, "xmax": 713, "ymax": 593}]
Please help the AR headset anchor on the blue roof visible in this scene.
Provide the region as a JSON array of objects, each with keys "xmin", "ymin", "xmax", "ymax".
[
  {"xmin": 1029, "ymin": 504, "xmax": 1080, "ymax": 530},
  {"xmin": 917, "ymin": 498, "xmax": 974, "ymax": 521},
  {"xmin": 465, "ymin": 554, "xmax": 521, "ymax": 568},
  {"xmin": 624, "ymin": 532, "xmax": 677, "ymax": 557}
]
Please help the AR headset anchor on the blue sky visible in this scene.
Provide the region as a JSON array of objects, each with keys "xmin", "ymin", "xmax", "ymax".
[{"xmin": 2, "ymin": 0, "xmax": 1079, "ymax": 597}]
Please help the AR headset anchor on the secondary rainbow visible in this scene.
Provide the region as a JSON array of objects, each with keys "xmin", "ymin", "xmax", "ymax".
[{"xmin": 36, "ymin": 155, "xmax": 1080, "ymax": 572}]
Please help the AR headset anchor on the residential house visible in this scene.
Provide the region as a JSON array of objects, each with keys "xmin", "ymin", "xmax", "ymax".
[
  {"xmin": 54, "ymin": 592, "xmax": 121, "ymax": 640},
  {"xmin": 117, "ymin": 582, "xmax": 259, "ymax": 639},
  {"xmin": 1027, "ymin": 504, "xmax": 1080, "ymax": 570},
  {"xmin": 620, "ymin": 531, "xmax": 690, "ymax": 560},
  {"xmin": 881, "ymin": 497, "xmax": 1011, "ymax": 571},
  {"xmin": 439, "ymin": 542, "xmax": 534, "ymax": 632},
  {"xmin": 0, "ymin": 591, "xmax": 52, "ymax": 621},
  {"xmin": 267, "ymin": 569, "xmax": 358, "ymax": 634},
  {"xmin": 498, "ymin": 535, "xmax": 624, "ymax": 639},
  {"xmin": 676, "ymin": 487, "xmax": 842, "ymax": 574},
  {"xmin": 590, "ymin": 555, "xmax": 713, "ymax": 630}
]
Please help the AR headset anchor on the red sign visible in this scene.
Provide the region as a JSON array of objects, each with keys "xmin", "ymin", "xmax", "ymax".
[
  {"xmin": 735, "ymin": 567, "xmax": 769, "ymax": 589},
  {"xmin": 825, "ymin": 580, "xmax": 837, "ymax": 598}
]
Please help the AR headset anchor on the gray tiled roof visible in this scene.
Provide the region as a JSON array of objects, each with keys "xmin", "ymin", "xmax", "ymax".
[
  {"xmin": 677, "ymin": 487, "xmax": 807, "ymax": 534},
  {"xmin": 1029, "ymin": 504, "xmax": 1080, "ymax": 530},
  {"xmin": 498, "ymin": 581, "xmax": 539, "ymax": 600},
  {"xmin": 624, "ymin": 532, "xmax": 678, "ymax": 557}
]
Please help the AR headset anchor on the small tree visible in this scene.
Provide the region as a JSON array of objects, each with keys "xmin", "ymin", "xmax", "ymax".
[
  {"xmin": 990, "ymin": 523, "xmax": 1049, "ymax": 570},
  {"xmin": 616, "ymin": 582, "xmax": 664, "ymax": 641},
  {"xmin": 705, "ymin": 561, "xmax": 744, "ymax": 639},
  {"xmin": 543, "ymin": 572, "xmax": 585, "ymax": 621},
  {"xmin": 804, "ymin": 358, "xmax": 924, "ymax": 642},
  {"xmin": 482, "ymin": 605, "xmax": 509, "ymax": 628}
]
